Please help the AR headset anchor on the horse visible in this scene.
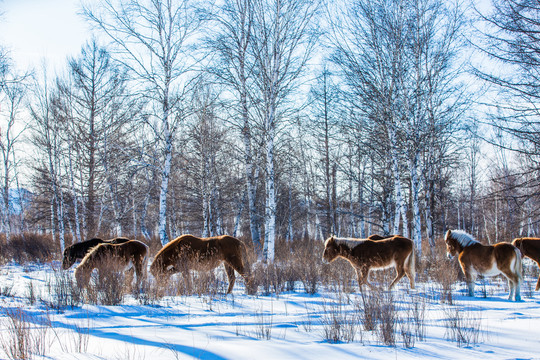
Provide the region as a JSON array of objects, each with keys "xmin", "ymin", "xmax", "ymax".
[
  {"xmin": 512, "ymin": 237, "xmax": 540, "ymax": 291},
  {"xmin": 445, "ymin": 229, "xmax": 522, "ymax": 301},
  {"xmin": 74, "ymin": 240, "xmax": 149, "ymax": 289},
  {"xmin": 62, "ymin": 237, "xmax": 131, "ymax": 269},
  {"xmin": 149, "ymin": 234, "xmax": 252, "ymax": 294},
  {"xmin": 322, "ymin": 235, "xmax": 415, "ymax": 290}
]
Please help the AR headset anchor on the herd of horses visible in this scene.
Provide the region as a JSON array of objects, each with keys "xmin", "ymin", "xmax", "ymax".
[{"xmin": 61, "ymin": 230, "xmax": 540, "ymax": 301}]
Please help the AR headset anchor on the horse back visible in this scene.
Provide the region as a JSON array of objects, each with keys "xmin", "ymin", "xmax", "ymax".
[
  {"xmin": 461, "ymin": 242, "xmax": 518, "ymax": 272},
  {"xmin": 350, "ymin": 235, "xmax": 413, "ymax": 266},
  {"xmin": 512, "ymin": 238, "xmax": 540, "ymax": 261}
]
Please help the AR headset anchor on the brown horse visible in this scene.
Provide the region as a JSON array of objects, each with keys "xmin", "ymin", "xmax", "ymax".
[
  {"xmin": 62, "ymin": 237, "xmax": 130, "ymax": 269},
  {"xmin": 74, "ymin": 240, "xmax": 149, "ymax": 289},
  {"xmin": 512, "ymin": 237, "xmax": 540, "ymax": 291},
  {"xmin": 445, "ymin": 230, "xmax": 522, "ymax": 301},
  {"xmin": 149, "ymin": 234, "xmax": 252, "ymax": 294},
  {"xmin": 322, "ymin": 235, "xmax": 415, "ymax": 290}
]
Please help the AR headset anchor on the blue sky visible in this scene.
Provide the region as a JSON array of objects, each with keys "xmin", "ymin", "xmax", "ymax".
[{"xmin": 0, "ymin": 0, "xmax": 89, "ymax": 71}]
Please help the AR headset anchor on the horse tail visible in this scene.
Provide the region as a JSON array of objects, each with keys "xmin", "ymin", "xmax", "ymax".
[
  {"xmin": 408, "ymin": 246, "xmax": 416, "ymax": 280},
  {"xmin": 513, "ymin": 246, "xmax": 523, "ymax": 285},
  {"xmin": 404, "ymin": 245, "xmax": 416, "ymax": 288}
]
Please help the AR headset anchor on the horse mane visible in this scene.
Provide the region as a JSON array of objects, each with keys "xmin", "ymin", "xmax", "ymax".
[
  {"xmin": 79, "ymin": 244, "xmax": 102, "ymax": 266},
  {"xmin": 331, "ymin": 237, "xmax": 366, "ymax": 250},
  {"xmin": 450, "ymin": 230, "xmax": 479, "ymax": 248}
]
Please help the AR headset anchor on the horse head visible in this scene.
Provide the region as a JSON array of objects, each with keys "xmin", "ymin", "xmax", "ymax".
[
  {"xmin": 322, "ymin": 236, "xmax": 338, "ymax": 264},
  {"xmin": 61, "ymin": 248, "xmax": 77, "ymax": 270}
]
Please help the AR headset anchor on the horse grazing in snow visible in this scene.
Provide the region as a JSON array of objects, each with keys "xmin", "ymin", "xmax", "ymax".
[
  {"xmin": 74, "ymin": 240, "xmax": 149, "ymax": 289},
  {"xmin": 149, "ymin": 234, "xmax": 253, "ymax": 294},
  {"xmin": 511, "ymin": 237, "xmax": 540, "ymax": 291},
  {"xmin": 62, "ymin": 237, "xmax": 130, "ymax": 269},
  {"xmin": 322, "ymin": 235, "xmax": 415, "ymax": 290},
  {"xmin": 445, "ymin": 229, "xmax": 522, "ymax": 301}
]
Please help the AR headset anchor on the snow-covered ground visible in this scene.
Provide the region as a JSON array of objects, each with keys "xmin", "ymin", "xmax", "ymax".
[{"xmin": 1, "ymin": 261, "xmax": 539, "ymax": 360}]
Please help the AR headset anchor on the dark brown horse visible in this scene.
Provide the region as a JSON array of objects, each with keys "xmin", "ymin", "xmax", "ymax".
[
  {"xmin": 322, "ymin": 235, "xmax": 415, "ymax": 290},
  {"xmin": 512, "ymin": 237, "xmax": 540, "ymax": 291},
  {"xmin": 62, "ymin": 237, "xmax": 130, "ymax": 269},
  {"xmin": 74, "ymin": 240, "xmax": 149, "ymax": 289},
  {"xmin": 445, "ymin": 230, "xmax": 522, "ymax": 301},
  {"xmin": 149, "ymin": 234, "xmax": 252, "ymax": 294}
]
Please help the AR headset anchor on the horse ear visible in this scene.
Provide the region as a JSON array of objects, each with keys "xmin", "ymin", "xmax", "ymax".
[{"xmin": 445, "ymin": 230, "xmax": 451, "ymax": 241}]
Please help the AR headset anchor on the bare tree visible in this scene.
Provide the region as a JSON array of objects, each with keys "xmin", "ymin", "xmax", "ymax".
[
  {"xmin": 207, "ymin": 0, "xmax": 263, "ymax": 251},
  {"xmin": 250, "ymin": 0, "xmax": 319, "ymax": 262},
  {"xmin": 55, "ymin": 39, "xmax": 135, "ymax": 238},
  {"xmin": 0, "ymin": 59, "xmax": 29, "ymax": 241},
  {"xmin": 474, "ymin": 0, "xmax": 540, "ymax": 227},
  {"xmin": 30, "ymin": 69, "xmax": 67, "ymax": 250},
  {"xmin": 83, "ymin": 0, "xmax": 203, "ymax": 245},
  {"xmin": 308, "ymin": 68, "xmax": 341, "ymax": 236},
  {"xmin": 330, "ymin": 0, "xmax": 466, "ymax": 254}
]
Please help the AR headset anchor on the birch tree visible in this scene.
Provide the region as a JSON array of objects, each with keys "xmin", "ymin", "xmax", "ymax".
[
  {"xmin": 331, "ymin": 0, "xmax": 466, "ymax": 253},
  {"xmin": 474, "ymin": 0, "xmax": 540, "ymax": 224},
  {"xmin": 83, "ymin": 0, "xmax": 203, "ymax": 245},
  {"xmin": 251, "ymin": 0, "xmax": 319, "ymax": 262},
  {"xmin": 208, "ymin": 0, "xmax": 263, "ymax": 251},
  {"xmin": 0, "ymin": 65, "xmax": 28, "ymax": 241}
]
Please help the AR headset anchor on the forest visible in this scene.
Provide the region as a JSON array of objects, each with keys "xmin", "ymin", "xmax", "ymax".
[{"xmin": 1, "ymin": 0, "xmax": 540, "ymax": 263}]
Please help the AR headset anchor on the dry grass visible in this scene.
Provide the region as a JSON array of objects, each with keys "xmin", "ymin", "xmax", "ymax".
[{"xmin": 0, "ymin": 233, "xmax": 59, "ymax": 265}]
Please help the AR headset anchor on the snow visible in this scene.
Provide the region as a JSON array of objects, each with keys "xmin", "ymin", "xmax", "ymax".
[{"xmin": 1, "ymin": 261, "xmax": 539, "ymax": 360}]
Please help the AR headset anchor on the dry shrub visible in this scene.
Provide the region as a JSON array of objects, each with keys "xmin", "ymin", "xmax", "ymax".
[
  {"xmin": 249, "ymin": 262, "xmax": 286, "ymax": 296},
  {"xmin": 244, "ymin": 238, "xmax": 325, "ymax": 296},
  {"xmin": 0, "ymin": 308, "xmax": 52, "ymax": 360},
  {"xmin": 426, "ymin": 239, "xmax": 460, "ymax": 304},
  {"xmin": 85, "ymin": 257, "xmax": 128, "ymax": 305},
  {"xmin": 321, "ymin": 258, "xmax": 357, "ymax": 294},
  {"xmin": 0, "ymin": 233, "xmax": 59, "ymax": 264},
  {"xmin": 46, "ymin": 268, "xmax": 83, "ymax": 310},
  {"xmin": 320, "ymin": 293, "xmax": 361, "ymax": 343},
  {"xmin": 443, "ymin": 304, "xmax": 483, "ymax": 347}
]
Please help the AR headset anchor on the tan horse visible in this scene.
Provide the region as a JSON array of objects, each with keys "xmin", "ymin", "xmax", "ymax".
[
  {"xmin": 62, "ymin": 237, "xmax": 130, "ymax": 269},
  {"xmin": 445, "ymin": 230, "xmax": 522, "ymax": 301},
  {"xmin": 512, "ymin": 237, "xmax": 540, "ymax": 291},
  {"xmin": 322, "ymin": 235, "xmax": 415, "ymax": 290},
  {"xmin": 149, "ymin": 234, "xmax": 252, "ymax": 294},
  {"xmin": 74, "ymin": 240, "xmax": 149, "ymax": 289}
]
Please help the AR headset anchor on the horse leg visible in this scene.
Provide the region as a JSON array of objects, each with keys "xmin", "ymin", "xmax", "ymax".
[
  {"xmin": 464, "ymin": 270, "xmax": 476, "ymax": 297},
  {"xmin": 224, "ymin": 264, "xmax": 236, "ymax": 294},
  {"xmin": 389, "ymin": 265, "xmax": 405, "ymax": 290},
  {"xmin": 225, "ymin": 256, "xmax": 254, "ymax": 294},
  {"xmin": 125, "ymin": 266, "xmax": 135, "ymax": 289},
  {"xmin": 534, "ymin": 261, "xmax": 540, "ymax": 291},
  {"xmin": 355, "ymin": 267, "xmax": 372, "ymax": 290},
  {"xmin": 133, "ymin": 257, "xmax": 147, "ymax": 291},
  {"xmin": 501, "ymin": 269, "xmax": 521, "ymax": 301}
]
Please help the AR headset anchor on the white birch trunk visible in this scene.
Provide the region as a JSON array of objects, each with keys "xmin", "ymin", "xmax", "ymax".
[
  {"xmin": 158, "ymin": 138, "xmax": 172, "ymax": 245},
  {"xmin": 263, "ymin": 118, "xmax": 276, "ymax": 262},
  {"xmin": 67, "ymin": 140, "xmax": 82, "ymax": 243},
  {"xmin": 388, "ymin": 127, "xmax": 408, "ymax": 238},
  {"xmin": 409, "ymin": 151, "xmax": 422, "ymax": 255}
]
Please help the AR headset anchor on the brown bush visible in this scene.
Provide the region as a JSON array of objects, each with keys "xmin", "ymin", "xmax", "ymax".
[{"xmin": 0, "ymin": 233, "xmax": 59, "ymax": 265}]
